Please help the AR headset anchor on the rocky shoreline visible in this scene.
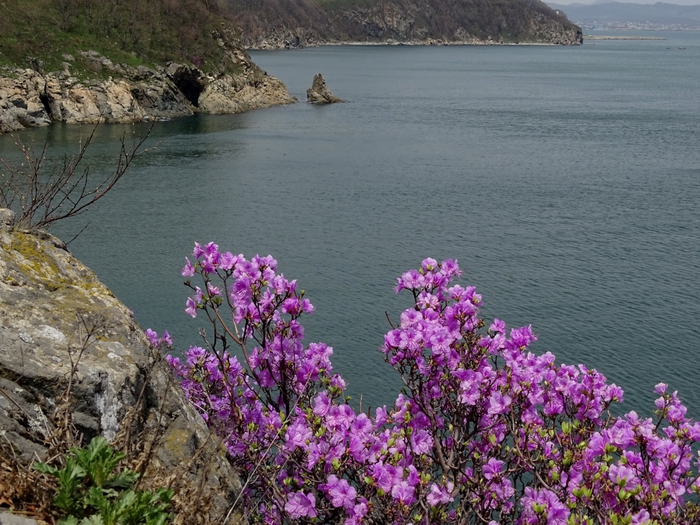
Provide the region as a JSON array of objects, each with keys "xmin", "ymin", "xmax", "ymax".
[
  {"xmin": 250, "ymin": 38, "xmax": 582, "ymax": 50},
  {"xmin": 0, "ymin": 49, "xmax": 295, "ymax": 134},
  {"xmin": 583, "ymin": 35, "xmax": 665, "ymax": 40}
]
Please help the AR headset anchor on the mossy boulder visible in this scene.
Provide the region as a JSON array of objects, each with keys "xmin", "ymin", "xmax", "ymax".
[{"xmin": 0, "ymin": 212, "xmax": 240, "ymax": 523}]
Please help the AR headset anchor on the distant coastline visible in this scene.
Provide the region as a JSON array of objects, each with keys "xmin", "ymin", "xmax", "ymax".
[
  {"xmin": 252, "ymin": 40, "xmax": 572, "ymax": 50},
  {"xmin": 547, "ymin": 1, "xmax": 700, "ymax": 32},
  {"xmin": 584, "ymin": 35, "xmax": 666, "ymax": 40}
]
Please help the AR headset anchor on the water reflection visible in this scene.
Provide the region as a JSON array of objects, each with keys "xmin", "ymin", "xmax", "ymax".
[{"xmin": 0, "ymin": 112, "xmax": 251, "ymax": 152}]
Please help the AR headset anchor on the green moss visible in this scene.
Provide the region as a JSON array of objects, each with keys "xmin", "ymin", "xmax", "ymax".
[
  {"xmin": 162, "ymin": 426, "xmax": 193, "ymax": 457},
  {"xmin": 4, "ymin": 231, "xmax": 102, "ymax": 294},
  {"xmin": 7, "ymin": 232, "xmax": 64, "ymax": 287}
]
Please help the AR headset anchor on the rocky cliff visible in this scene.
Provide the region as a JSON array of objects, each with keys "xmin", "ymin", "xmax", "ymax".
[
  {"xmin": 0, "ymin": 210, "xmax": 241, "ymax": 523},
  {"xmin": 0, "ymin": 48, "xmax": 294, "ymax": 134},
  {"xmin": 228, "ymin": 0, "xmax": 583, "ymax": 49}
]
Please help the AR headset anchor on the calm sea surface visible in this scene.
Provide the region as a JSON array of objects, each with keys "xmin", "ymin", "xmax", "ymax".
[{"xmin": 2, "ymin": 31, "xmax": 699, "ymax": 416}]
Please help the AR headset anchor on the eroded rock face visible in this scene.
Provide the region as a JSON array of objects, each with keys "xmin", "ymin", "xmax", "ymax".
[
  {"xmin": 0, "ymin": 71, "xmax": 52, "ymax": 133},
  {"xmin": 306, "ymin": 73, "xmax": 343, "ymax": 104},
  {"xmin": 0, "ymin": 212, "xmax": 240, "ymax": 522},
  {"xmin": 199, "ymin": 73, "xmax": 295, "ymax": 114},
  {"xmin": 0, "ymin": 66, "xmax": 193, "ymax": 131},
  {"xmin": 0, "ymin": 49, "xmax": 295, "ymax": 133}
]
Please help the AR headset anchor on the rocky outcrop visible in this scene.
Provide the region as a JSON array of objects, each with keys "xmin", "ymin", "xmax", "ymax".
[
  {"xmin": 0, "ymin": 67, "xmax": 188, "ymax": 133},
  {"xmin": 306, "ymin": 73, "xmax": 343, "ymax": 104},
  {"xmin": 0, "ymin": 210, "xmax": 240, "ymax": 522},
  {"xmin": 0, "ymin": 47, "xmax": 295, "ymax": 133},
  {"xmin": 0, "ymin": 73, "xmax": 53, "ymax": 133},
  {"xmin": 199, "ymin": 73, "xmax": 297, "ymax": 114},
  {"xmin": 232, "ymin": 0, "xmax": 583, "ymax": 49}
]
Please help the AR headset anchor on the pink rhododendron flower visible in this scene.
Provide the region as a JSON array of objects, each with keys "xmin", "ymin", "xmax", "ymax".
[
  {"xmin": 285, "ymin": 491, "xmax": 317, "ymax": 519},
  {"xmin": 168, "ymin": 248, "xmax": 700, "ymax": 524}
]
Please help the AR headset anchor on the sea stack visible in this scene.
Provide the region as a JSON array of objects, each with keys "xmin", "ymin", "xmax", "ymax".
[{"xmin": 306, "ymin": 73, "xmax": 343, "ymax": 104}]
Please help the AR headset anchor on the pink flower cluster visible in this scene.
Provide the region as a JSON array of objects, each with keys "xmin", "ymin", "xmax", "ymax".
[{"xmin": 150, "ymin": 243, "xmax": 700, "ymax": 524}]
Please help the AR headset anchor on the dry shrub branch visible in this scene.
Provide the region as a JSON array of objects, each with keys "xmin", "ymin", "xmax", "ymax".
[{"xmin": 0, "ymin": 125, "xmax": 153, "ymax": 232}]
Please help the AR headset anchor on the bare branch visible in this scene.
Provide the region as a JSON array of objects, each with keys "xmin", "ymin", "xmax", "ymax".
[{"xmin": 0, "ymin": 124, "xmax": 154, "ymax": 231}]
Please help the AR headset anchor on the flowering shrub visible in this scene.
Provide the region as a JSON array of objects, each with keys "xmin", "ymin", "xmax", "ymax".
[{"xmin": 153, "ymin": 242, "xmax": 700, "ymax": 524}]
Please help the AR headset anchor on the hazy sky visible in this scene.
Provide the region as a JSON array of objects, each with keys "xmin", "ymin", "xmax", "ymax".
[{"xmin": 546, "ymin": 0, "xmax": 700, "ymax": 5}]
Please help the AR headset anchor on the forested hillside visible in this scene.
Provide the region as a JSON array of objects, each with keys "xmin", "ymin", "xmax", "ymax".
[{"xmin": 224, "ymin": 0, "xmax": 583, "ymax": 48}]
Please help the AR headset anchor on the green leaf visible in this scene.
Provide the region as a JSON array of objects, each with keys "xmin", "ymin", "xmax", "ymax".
[
  {"xmin": 33, "ymin": 461, "xmax": 59, "ymax": 476},
  {"xmin": 104, "ymin": 470, "xmax": 139, "ymax": 490},
  {"xmin": 85, "ymin": 486, "xmax": 109, "ymax": 509},
  {"xmin": 116, "ymin": 490, "xmax": 138, "ymax": 510},
  {"xmin": 54, "ymin": 459, "xmax": 87, "ymax": 514},
  {"xmin": 146, "ymin": 514, "xmax": 169, "ymax": 525},
  {"xmin": 79, "ymin": 515, "xmax": 105, "ymax": 525},
  {"xmin": 73, "ymin": 437, "xmax": 124, "ymax": 489},
  {"xmin": 46, "ymin": 438, "xmax": 172, "ymax": 525}
]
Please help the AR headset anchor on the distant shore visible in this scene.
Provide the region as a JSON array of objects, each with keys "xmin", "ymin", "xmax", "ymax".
[
  {"xmin": 321, "ymin": 41, "xmax": 562, "ymax": 46},
  {"xmin": 584, "ymin": 35, "xmax": 666, "ymax": 40},
  {"xmin": 248, "ymin": 40, "xmax": 574, "ymax": 51}
]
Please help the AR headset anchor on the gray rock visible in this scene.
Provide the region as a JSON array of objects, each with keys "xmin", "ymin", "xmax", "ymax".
[
  {"xmin": 0, "ymin": 70, "xmax": 52, "ymax": 132},
  {"xmin": 306, "ymin": 73, "xmax": 343, "ymax": 104},
  {"xmin": 1, "ymin": 46, "xmax": 295, "ymax": 133},
  {"xmin": 0, "ymin": 223, "xmax": 241, "ymax": 522},
  {"xmin": 0, "ymin": 209, "xmax": 15, "ymax": 229},
  {"xmin": 0, "ymin": 512, "xmax": 40, "ymax": 525}
]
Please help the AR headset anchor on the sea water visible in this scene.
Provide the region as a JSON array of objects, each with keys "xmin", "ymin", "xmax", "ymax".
[{"xmin": 2, "ymin": 31, "xmax": 699, "ymax": 416}]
